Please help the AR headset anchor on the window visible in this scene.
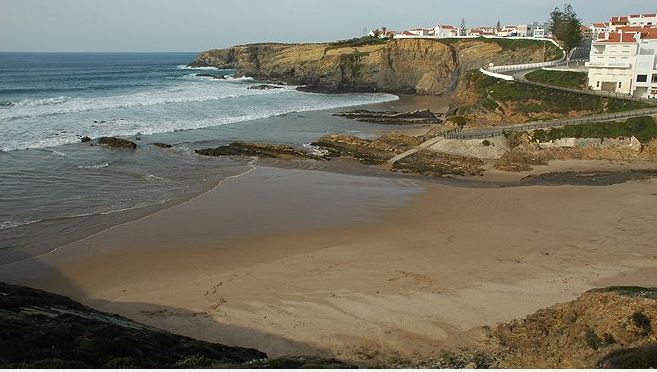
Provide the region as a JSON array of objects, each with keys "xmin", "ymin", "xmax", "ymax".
[
  {"xmin": 637, "ymin": 74, "xmax": 648, "ymax": 83},
  {"xmin": 597, "ymin": 81, "xmax": 600, "ymax": 88},
  {"xmin": 619, "ymin": 82, "xmax": 622, "ymax": 88},
  {"xmin": 652, "ymin": 75, "xmax": 657, "ymax": 83}
]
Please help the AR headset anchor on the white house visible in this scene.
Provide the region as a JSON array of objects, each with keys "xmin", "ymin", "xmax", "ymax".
[
  {"xmin": 591, "ymin": 22, "xmax": 609, "ymax": 35},
  {"xmin": 517, "ymin": 22, "xmax": 550, "ymax": 38},
  {"xmin": 586, "ymin": 29, "xmax": 657, "ymax": 99},
  {"xmin": 434, "ymin": 25, "xmax": 459, "ymax": 38},
  {"xmin": 496, "ymin": 25, "xmax": 518, "ymax": 37},
  {"xmin": 628, "ymin": 13, "xmax": 657, "ymax": 27}
]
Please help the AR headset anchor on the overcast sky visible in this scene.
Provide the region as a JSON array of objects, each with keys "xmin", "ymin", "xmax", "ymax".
[{"xmin": 1, "ymin": 0, "xmax": 655, "ymax": 52}]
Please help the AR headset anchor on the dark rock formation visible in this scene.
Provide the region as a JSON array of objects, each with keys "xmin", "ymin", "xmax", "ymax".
[
  {"xmin": 248, "ymin": 84, "xmax": 284, "ymax": 90},
  {"xmin": 334, "ymin": 108, "xmax": 442, "ymax": 125},
  {"xmin": 0, "ymin": 282, "xmax": 265, "ymax": 368},
  {"xmin": 153, "ymin": 143, "xmax": 173, "ymax": 149},
  {"xmin": 196, "ymin": 73, "xmax": 226, "ymax": 79},
  {"xmin": 80, "ymin": 136, "xmax": 91, "ymax": 143},
  {"xmin": 97, "ymin": 137, "xmax": 137, "ymax": 150},
  {"xmin": 196, "ymin": 142, "xmax": 319, "ymax": 159},
  {"xmin": 392, "ymin": 150, "xmax": 485, "ymax": 177},
  {"xmin": 311, "ymin": 133, "xmax": 420, "ymax": 165}
]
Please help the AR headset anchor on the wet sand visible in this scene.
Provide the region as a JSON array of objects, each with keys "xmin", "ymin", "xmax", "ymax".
[{"xmin": 2, "ymin": 161, "xmax": 657, "ymax": 364}]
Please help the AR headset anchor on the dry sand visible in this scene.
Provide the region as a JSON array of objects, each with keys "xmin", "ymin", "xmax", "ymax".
[{"xmin": 2, "ymin": 163, "xmax": 657, "ymax": 365}]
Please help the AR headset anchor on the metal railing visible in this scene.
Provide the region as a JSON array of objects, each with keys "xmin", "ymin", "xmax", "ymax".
[
  {"xmin": 445, "ymin": 108, "xmax": 657, "ymax": 140},
  {"xmin": 487, "ymin": 57, "xmax": 566, "ymax": 73},
  {"xmin": 517, "ymin": 77, "xmax": 656, "ymax": 104}
]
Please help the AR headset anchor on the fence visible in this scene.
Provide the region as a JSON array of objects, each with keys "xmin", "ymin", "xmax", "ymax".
[
  {"xmin": 487, "ymin": 56, "xmax": 566, "ymax": 73},
  {"xmin": 445, "ymin": 108, "xmax": 657, "ymax": 140},
  {"xmin": 517, "ymin": 77, "xmax": 655, "ymax": 104}
]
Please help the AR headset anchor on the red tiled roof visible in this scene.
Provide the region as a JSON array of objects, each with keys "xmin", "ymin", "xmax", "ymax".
[
  {"xmin": 629, "ymin": 13, "xmax": 656, "ymax": 18},
  {"xmin": 440, "ymin": 25, "xmax": 455, "ymax": 29},
  {"xmin": 595, "ymin": 32, "xmax": 639, "ymax": 43},
  {"xmin": 592, "ymin": 22, "xmax": 607, "ymax": 27}
]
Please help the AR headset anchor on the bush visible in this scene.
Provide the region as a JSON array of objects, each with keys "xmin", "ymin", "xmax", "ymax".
[
  {"xmin": 482, "ymin": 140, "xmax": 491, "ymax": 146},
  {"xmin": 531, "ymin": 117, "xmax": 657, "ymax": 144},
  {"xmin": 448, "ymin": 115, "xmax": 468, "ymax": 127},
  {"xmin": 632, "ymin": 312, "xmax": 652, "ymax": 335}
]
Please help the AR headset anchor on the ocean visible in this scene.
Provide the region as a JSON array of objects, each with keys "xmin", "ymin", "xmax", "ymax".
[{"xmin": 0, "ymin": 52, "xmax": 400, "ymax": 264}]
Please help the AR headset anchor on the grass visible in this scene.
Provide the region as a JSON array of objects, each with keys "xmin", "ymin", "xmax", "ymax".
[
  {"xmin": 530, "ymin": 116, "xmax": 657, "ymax": 144},
  {"xmin": 525, "ymin": 69, "xmax": 588, "ymax": 89},
  {"xmin": 466, "ymin": 70, "xmax": 651, "ymax": 116},
  {"xmin": 325, "ymin": 36, "xmax": 388, "ymax": 52},
  {"xmin": 436, "ymin": 37, "xmax": 564, "ymax": 60}
]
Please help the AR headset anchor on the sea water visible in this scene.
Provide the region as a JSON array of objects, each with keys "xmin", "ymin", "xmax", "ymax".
[{"xmin": 0, "ymin": 52, "xmax": 400, "ymax": 263}]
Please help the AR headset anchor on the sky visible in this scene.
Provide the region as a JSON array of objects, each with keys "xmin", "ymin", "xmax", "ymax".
[{"xmin": 1, "ymin": 0, "xmax": 656, "ymax": 52}]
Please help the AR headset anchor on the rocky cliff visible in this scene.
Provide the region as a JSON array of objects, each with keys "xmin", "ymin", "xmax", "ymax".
[{"xmin": 190, "ymin": 38, "xmax": 561, "ymax": 95}]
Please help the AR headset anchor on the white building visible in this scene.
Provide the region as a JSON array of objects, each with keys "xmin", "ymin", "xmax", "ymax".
[
  {"xmin": 433, "ymin": 24, "xmax": 459, "ymax": 38},
  {"xmin": 586, "ymin": 30, "xmax": 657, "ymax": 99},
  {"xmin": 591, "ymin": 22, "xmax": 609, "ymax": 36},
  {"xmin": 517, "ymin": 22, "xmax": 550, "ymax": 38},
  {"xmin": 628, "ymin": 13, "xmax": 657, "ymax": 27}
]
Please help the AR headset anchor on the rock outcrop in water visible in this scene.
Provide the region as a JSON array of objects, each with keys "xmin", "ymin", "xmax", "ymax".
[
  {"xmin": 195, "ymin": 142, "xmax": 319, "ymax": 159},
  {"xmin": 97, "ymin": 137, "xmax": 137, "ymax": 150},
  {"xmin": 248, "ymin": 84, "xmax": 284, "ymax": 90},
  {"xmin": 189, "ymin": 38, "xmax": 561, "ymax": 95},
  {"xmin": 335, "ymin": 108, "xmax": 442, "ymax": 125}
]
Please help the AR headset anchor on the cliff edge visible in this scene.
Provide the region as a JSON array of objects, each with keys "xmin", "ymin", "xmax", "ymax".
[{"xmin": 190, "ymin": 37, "xmax": 562, "ymax": 95}]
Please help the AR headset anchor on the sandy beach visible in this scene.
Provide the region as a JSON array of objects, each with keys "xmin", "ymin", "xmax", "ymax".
[{"xmin": 2, "ymin": 158, "xmax": 657, "ymax": 365}]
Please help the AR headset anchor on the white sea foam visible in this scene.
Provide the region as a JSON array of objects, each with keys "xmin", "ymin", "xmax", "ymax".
[
  {"xmin": 177, "ymin": 65, "xmax": 220, "ymax": 70},
  {"xmin": 0, "ymin": 74, "xmax": 399, "ymax": 152},
  {"xmin": 77, "ymin": 162, "xmax": 109, "ymax": 169}
]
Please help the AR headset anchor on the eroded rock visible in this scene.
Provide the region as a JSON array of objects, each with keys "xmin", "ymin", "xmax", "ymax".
[{"xmin": 97, "ymin": 137, "xmax": 137, "ymax": 150}]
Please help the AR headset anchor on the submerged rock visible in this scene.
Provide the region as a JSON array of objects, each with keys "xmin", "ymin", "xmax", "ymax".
[
  {"xmin": 80, "ymin": 136, "xmax": 92, "ymax": 143},
  {"xmin": 248, "ymin": 84, "xmax": 284, "ymax": 90},
  {"xmin": 153, "ymin": 142, "xmax": 173, "ymax": 149},
  {"xmin": 196, "ymin": 142, "xmax": 319, "ymax": 159},
  {"xmin": 97, "ymin": 137, "xmax": 137, "ymax": 149}
]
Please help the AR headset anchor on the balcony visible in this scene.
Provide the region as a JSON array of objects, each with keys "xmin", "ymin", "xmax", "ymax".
[{"xmin": 585, "ymin": 61, "xmax": 632, "ymax": 68}]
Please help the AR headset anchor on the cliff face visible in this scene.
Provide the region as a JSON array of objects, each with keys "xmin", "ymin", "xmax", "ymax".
[{"xmin": 191, "ymin": 38, "xmax": 559, "ymax": 95}]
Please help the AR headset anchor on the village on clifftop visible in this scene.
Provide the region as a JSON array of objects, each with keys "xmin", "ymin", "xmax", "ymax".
[{"xmin": 369, "ymin": 12, "xmax": 657, "ymax": 100}]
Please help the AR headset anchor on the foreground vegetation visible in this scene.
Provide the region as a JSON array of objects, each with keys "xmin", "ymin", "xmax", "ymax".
[
  {"xmin": 463, "ymin": 70, "xmax": 650, "ymax": 120},
  {"xmin": 0, "ymin": 282, "xmax": 351, "ymax": 369},
  {"xmin": 524, "ymin": 69, "xmax": 588, "ymax": 89},
  {"xmin": 436, "ymin": 37, "xmax": 564, "ymax": 60},
  {"xmin": 531, "ymin": 116, "xmax": 657, "ymax": 144}
]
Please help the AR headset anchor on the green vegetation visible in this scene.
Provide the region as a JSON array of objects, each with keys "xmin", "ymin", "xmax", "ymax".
[
  {"xmin": 525, "ymin": 69, "xmax": 587, "ymax": 89},
  {"xmin": 326, "ymin": 36, "xmax": 388, "ymax": 51},
  {"xmin": 466, "ymin": 70, "xmax": 650, "ymax": 118},
  {"xmin": 531, "ymin": 117, "xmax": 657, "ymax": 144},
  {"xmin": 589, "ymin": 286, "xmax": 657, "ymax": 300},
  {"xmin": 435, "ymin": 37, "xmax": 564, "ymax": 60}
]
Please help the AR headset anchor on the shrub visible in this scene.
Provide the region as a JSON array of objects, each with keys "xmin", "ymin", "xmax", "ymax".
[
  {"xmin": 482, "ymin": 140, "xmax": 491, "ymax": 146},
  {"xmin": 531, "ymin": 117, "xmax": 657, "ymax": 144},
  {"xmin": 632, "ymin": 312, "xmax": 652, "ymax": 335}
]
